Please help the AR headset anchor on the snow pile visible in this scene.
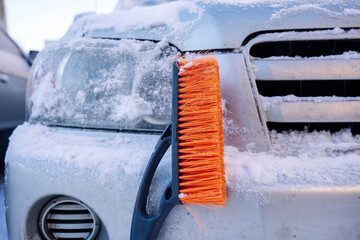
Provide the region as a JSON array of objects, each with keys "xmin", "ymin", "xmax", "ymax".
[
  {"xmin": 343, "ymin": 8, "xmax": 360, "ymax": 15},
  {"xmin": 7, "ymin": 123, "xmax": 360, "ymax": 193},
  {"xmin": 252, "ymin": 28, "xmax": 360, "ymax": 42},
  {"xmin": 6, "ymin": 123, "xmax": 171, "ymax": 183},
  {"xmin": 225, "ymin": 129, "xmax": 360, "ymax": 193},
  {"xmin": 29, "ymin": 38, "xmax": 178, "ymax": 130},
  {"xmin": 269, "ymin": 4, "xmax": 360, "ymax": 22},
  {"xmin": 63, "ymin": 1, "xmax": 204, "ymax": 47},
  {"xmin": 116, "ymin": 0, "xmax": 177, "ymax": 10},
  {"xmin": 110, "ymin": 95, "xmax": 152, "ymax": 121},
  {"xmin": 258, "ymin": 50, "xmax": 360, "ymax": 61},
  {"xmin": 30, "ymin": 70, "xmax": 62, "ymax": 119}
]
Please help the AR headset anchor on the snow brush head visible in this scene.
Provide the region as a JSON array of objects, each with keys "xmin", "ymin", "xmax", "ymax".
[
  {"xmin": 131, "ymin": 54, "xmax": 225, "ymax": 240},
  {"xmin": 177, "ymin": 55, "xmax": 226, "ymax": 206}
]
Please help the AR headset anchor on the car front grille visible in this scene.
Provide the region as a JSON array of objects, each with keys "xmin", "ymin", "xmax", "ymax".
[
  {"xmin": 244, "ymin": 29, "xmax": 360, "ymax": 134},
  {"xmin": 39, "ymin": 196, "xmax": 100, "ymax": 240}
]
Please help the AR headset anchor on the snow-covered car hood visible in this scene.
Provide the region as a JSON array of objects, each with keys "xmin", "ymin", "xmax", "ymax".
[
  {"xmin": 62, "ymin": 0, "xmax": 360, "ymax": 50},
  {"xmin": 8, "ymin": 123, "xmax": 360, "ymax": 193},
  {"xmin": 6, "ymin": 123, "xmax": 360, "ymax": 239}
]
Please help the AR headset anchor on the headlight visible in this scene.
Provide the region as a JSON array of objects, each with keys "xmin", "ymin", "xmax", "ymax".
[{"xmin": 27, "ymin": 38, "xmax": 179, "ymax": 131}]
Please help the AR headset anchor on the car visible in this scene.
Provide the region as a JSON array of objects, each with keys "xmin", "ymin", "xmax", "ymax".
[
  {"xmin": 0, "ymin": 25, "xmax": 30, "ymax": 173},
  {"xmin": 4, "ymin": 1, "xmax": 360, "ymax": 239}
]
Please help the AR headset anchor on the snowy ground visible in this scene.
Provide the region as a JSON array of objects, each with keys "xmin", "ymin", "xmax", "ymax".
[{"xmin": 0, "ymin": 177, "xmax": 8, "ymax": 240}]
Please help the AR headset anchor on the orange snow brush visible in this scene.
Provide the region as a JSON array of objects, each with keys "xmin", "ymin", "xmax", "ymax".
[
  {"xmin": 177, "ymin": 56, "xmax": 226, "ymax": 206},
  {"xmin": 131, "ymin": 54, "xmax": 226, "ymax": 240}
]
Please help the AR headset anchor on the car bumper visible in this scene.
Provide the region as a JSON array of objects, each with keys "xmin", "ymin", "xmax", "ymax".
[{"xmin": 5, "ymin": 124, "xmax": 360, "ymax": 239}]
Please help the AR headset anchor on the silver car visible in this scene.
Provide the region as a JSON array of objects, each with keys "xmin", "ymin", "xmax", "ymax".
[{"xmin": 5, "ymin": 1, "xmax": 360, "ymax": 239}]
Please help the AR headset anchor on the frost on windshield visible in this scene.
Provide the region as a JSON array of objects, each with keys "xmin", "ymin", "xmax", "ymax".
[
  {"xmin": 63, "ymin": 1, "xmax": 204, "ymax": 49},
  {"xmin": 28, "ymin": 38, "xmax": 179, "ymax": 130}
]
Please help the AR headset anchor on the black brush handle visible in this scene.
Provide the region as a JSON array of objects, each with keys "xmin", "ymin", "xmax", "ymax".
[{"xmin": 131, "ymin": 123, "xmax": 175, "ymax": 240}]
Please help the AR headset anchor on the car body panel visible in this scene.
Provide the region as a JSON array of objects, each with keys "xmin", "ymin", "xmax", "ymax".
[
  {"xmin": 73, "ymin": 1, "xmax": 360, "ymax": 50},
  {"xmin": 5, "ymin": 124, "xmax": 360, "ymax": 239}
]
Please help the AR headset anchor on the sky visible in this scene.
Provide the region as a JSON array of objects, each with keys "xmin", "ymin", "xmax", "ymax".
[{"xmin": 5, "ymin": 0, "xmax": 118, "ymax": 52}]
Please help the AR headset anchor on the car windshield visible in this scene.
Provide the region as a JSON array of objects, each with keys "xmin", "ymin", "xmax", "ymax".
[{"xmin": 27, "ymin": 38, "xmax": 179, "ymax": 131}]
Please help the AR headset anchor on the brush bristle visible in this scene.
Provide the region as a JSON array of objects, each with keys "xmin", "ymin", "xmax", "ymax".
[{"xmin": 177, "ymin": 55, "xmax": 226, "ymax": 206}]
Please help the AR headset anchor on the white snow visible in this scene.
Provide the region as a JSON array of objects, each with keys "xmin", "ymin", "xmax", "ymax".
[
  {"xmin": 110, "ymin": 94, "xmax": 152, "ymax": 121},
  {"xmin": 258, "ymin": 50, "xmax": 360, "ymax": 61},
  {"xmin": 178, "ymin": 193, "xmax": 187, "ymax": 198},
  {"xmin": 30, "ymin": 71, "xmax": 62, "ymax": 119},
  {"xmin": 225, "ymin": 129, "xmax": 360, "ymax": 193},
  {"xmin": 178, "ymin": 61, "xmax": 193, "ymax": 74},
  {"xmin": 251, "ymin": 28, "xmax": 360, "ymax": 42},
  {"xmin": 343, "ymin": 8, "xmax": 360, "ymax": 15},
  {"xmin": 269, "ymin": 4, "xmax": 336, "ymax": 22},
  {"xmin": 116, "ymin": 0, "xmax": 177, "ymax": 10},
  {"xmin": 6, "ymin": 123, "xmax": 168, "ymax": 182},
  {"xmin": 7, "ymin": 123, "xmax": 360, "ymax": 194},
  {"xmin": 63, "ymin": 1, "xmax": 204, "ymax": 46},
  {"xmin": 161, "ymin": 0, "xmax": 360, "ymax": 20}
]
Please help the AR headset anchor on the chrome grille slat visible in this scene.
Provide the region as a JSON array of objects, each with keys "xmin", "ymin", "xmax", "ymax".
[
  {"xmin": 48, "ymin": 213, "xmax": 93, "ymax": 220},
  {"xmin": 52, "ymin": 204, "xmax": 88, "ymax": 211},
  {"xmin": 252, "ymin": 59, "xmax": 360, "ymax": 81},
  {"xmin": 53, "ymin": 232, "xmax": 89, "ymax": 238},
  {"xmin": 49, "ymin": 223, "xmax": 94, "ymax": 230},
  {"xmin": 265, "ymin": 101, "xmax": 360, "ymax": 122}
]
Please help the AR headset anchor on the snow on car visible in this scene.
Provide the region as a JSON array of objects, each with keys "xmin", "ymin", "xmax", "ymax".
[{"xmin": 4, "ymin": 0, "xmax": 360, "ymax": 239}]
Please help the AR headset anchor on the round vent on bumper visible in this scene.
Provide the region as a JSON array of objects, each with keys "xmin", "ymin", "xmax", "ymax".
[{"xmin": 39, "ymin": 196, "xmax": 100, "ymax": 240}]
